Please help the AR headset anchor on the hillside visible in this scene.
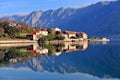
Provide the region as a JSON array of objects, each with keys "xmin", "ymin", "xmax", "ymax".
[
  {"xmin": 0, "ymin": 19, "xmax": 35, "ymax": 38},
  {"xmin": 3, "ymin": 0, "xmax": 120, "ymax": 37}
]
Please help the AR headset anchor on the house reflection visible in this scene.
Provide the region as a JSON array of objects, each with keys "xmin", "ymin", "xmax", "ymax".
[
  {"xmin": 0, "ymin": 40, "xmax": 108, "ymax": 65},
  {"xmin": 27, "ymin": 43, "xmax": 49, "ymax": 55},
  {"xmin": 0, "ymin": 41, "xmax": 88, "ymax": 67},
  {"xmin": 63, "ymin": 40, "xmax": 88, "ymax": 52},
  {"xmin": 27, "ymin": 40, "xmax": 88, "ymax": 56},
  {"xmin": 1, "ymin": 41, "xmax": 119, "ymax": 79}
]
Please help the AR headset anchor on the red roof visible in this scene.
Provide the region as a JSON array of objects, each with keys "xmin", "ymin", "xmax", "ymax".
[
  {"xmin": 65, "ymin": 31, "xmax": 76, "ymax": 34},
  {"xmin": 28, "ymin": 50, "xmax": 38, "ymax": 55},
  {"xmin": 28, "ymin": 29, "xmax": 47, "ymax": 35},
  {"xmin": 77, "ymin": 32, "xmax": 87, "ymax": 34},
  {"xmin": 65, "ymin": 49, "xmax": 76, "ymax": 52},
  {"xmin": 76, "ymin": 48, "xmax": 85, "ymax": 51},
  {"xmin": 39, "ymin": 29, "xmax": 47, "ymax": 31},
  {"xmin": 29, "ymin": 31, "xmax": 36, "ymax": 35},
  {"xmin": 39, "ymin": 30, "xmax": 47, "ymax": 32}
]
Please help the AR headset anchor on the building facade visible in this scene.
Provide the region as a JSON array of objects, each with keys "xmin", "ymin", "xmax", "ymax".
[{"xmin": 27, "ymin": 30, "xmax": 48, "ymax": 41}]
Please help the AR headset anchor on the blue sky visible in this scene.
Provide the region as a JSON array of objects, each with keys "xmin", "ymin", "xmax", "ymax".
[{"xmin": 0, "ymin": 0, "xmax": 116, "ymax": 16}]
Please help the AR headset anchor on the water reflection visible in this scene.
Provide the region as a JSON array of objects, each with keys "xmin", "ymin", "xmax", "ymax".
[
  {"xmin": 0, "ymin": 41, "xmax": 120, "ymax": 80},
  {"xmin": 27, "ymin": 40, "xmax": 88, "ymax": 56},
  {"xmin": 0, "ymin": 41, "xmax": 88, "ymax": 66}
]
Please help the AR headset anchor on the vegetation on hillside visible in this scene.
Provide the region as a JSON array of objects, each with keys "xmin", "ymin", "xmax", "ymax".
[
  {"xmin": 0, "ymin": 19, "xmax": 35, "ymax": 39},
  {"xmin": 41, "ymin": 28, "xmax": 65, "ymax": 41},
  {"xmin": 0, "ymin": 47, "xmax": 37, "ymax": 66}
]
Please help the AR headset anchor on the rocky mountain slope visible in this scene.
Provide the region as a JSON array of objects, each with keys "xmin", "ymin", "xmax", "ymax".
[{"xmin": 3, "ymin": 0, "xmax": 120, "ymax": 36}]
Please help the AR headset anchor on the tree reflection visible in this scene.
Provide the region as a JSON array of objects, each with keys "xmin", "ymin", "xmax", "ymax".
[{"xmin": 0, "ymin": 40, "xmax": 88, "ymax": 66}]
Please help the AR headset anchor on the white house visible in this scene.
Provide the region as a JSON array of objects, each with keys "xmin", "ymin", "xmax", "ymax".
[
  {"xmin": 52, "ymin": 28, "xmax": 61, "ymax": 32},
  {"xmin": 38, "ymin": 30, "xmax": 48, "ymax": 36},
  {"xmin": 28, "ymin": 43, "xmax": 49, "ymax": 55},
  {"xmin": 27, "ymin": 29, "xmax": 48, "ymax": 41},
  {"xmin": 76, "ymin": 32, "xmax": 88, "ymax": 40},
  {"xmin": 62, "ymin": 31, "xmax": 76, "ymax": 41}
]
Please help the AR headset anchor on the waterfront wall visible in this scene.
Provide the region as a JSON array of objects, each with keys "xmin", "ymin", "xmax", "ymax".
[{"xmin": 0, "ymin": 40, "xmax": 36, "ymax": 44}]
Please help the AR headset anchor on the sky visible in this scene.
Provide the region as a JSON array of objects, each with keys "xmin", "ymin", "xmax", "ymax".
[{"xmin": 0, "ymin": 0, "xmax": 117, "ymax": 16}]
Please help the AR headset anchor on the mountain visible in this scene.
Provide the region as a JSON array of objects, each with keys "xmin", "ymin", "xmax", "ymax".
[
  {"xmin": 2, "ymin": 0, "xmax": 120, "ymax": 37},
  {"xmin": 22, "ymin": 11, "xmax": 43, "ymax": 26},
  {"xmin": 3, "ymin": 14, "xmax": 27, "ymax": 22}
]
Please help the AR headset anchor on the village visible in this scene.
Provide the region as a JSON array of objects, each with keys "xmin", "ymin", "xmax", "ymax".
[
  {"xmin": 0, "ymin": 37, "xmax": 108, "ymax": 64},
  {"xmin": 0, "ymin": 20, "xmax": 110, "ymax": 44},
  {"xmin": 26, "ymin": 27, "xmax": 110, "ymax": 42},
  {"xmin": 0, "ymin": 20, "xmax": 111, "ymax": 65},
  {"xmin": 26, "ymin": 27, "xmax": 87, "ymax": 42}
]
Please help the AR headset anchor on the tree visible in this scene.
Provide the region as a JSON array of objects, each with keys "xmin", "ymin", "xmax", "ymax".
[
  {"xmin": 0, "ymin": 27, "xmax": 4, "ymax": 34},
  {"xmin": 55, "ymin": 31, "xmax": 60, "ymax": 35},
  {"xmin": 47, "ymin": 28, "xmax": 53, "ymax": 34},
  {"xmin": 42, "ymin": 35, "xmax": 54, "ymax": 41}
]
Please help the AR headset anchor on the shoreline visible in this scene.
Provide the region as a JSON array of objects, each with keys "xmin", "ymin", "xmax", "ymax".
[
  {"xmin": 0, "ymin": 40, "xmax": 37, "ymax": 44},
  {"xmin": 0, "ymin": 38, "xmax": 110, "ymax": 44}
]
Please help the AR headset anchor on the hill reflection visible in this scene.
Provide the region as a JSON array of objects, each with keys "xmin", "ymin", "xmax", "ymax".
[{"xmin": 0, "ymin": 41, "xmax": 120, "ymax": 79}]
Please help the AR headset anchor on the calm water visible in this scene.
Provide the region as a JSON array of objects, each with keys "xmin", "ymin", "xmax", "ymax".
[{"xmin": 0, "ymin": 41, "xmax": 120, "ymax": 80}]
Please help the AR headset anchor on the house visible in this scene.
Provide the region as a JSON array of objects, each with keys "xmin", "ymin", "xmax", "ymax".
[
  {"xmin": 53, "ymin": 52, "xmax": 62, "ymax": 56},
  {"xmin": 38, "ymin": 29, "xmax": 48, "ymax": 36},
  {"xmin": 16, "ymin": 23, "xmax": 22, "ymax": 28},
  {"xmin": 52, "ymin": 28, "xmax": 61, "ymax": 32},
  {"xmin": 62, "ymin": 40, "xmax": 88, "ymax": 53},
  {"xmin": 62, "ymin": 42, "xmax": 76, "ymax": 51},
  {"xmin": 27, "ymin": 43, "xmax": 48, "ymax": 55},
  {"xmin": 62, "ymin": 31, "xmax": 76, "ymax": 40},
  {"xmin": 27, "ymin": 31, "xmax": 37, "ymax": 40},
  {"xmin": 76, "ymin": 40, "xmax": 88, "ymax": 51},
  {"xmin": 27, "ymin": 29, "xmax": 48, "ymax": 41},
  {"xmin": 76, "ymin": 32, "xmax": 88, "ymax": 40},
  {"xmin": 30, "ymin": 49, "xmax": 49, "ymax": 55},
  {"xmin": 62, "ymin": 31, "xmax": 88, "ymax": 41},
  {"xmin": 38, "ymin": 49, "xmax": 48, "ymax": 54},
  {"xmin": 102, "ymin": 38, "xmax": 110, "ymax": 41},
  {"xmin": 8, "ymin": 22, "xmax": 17, "ymax": 27}
]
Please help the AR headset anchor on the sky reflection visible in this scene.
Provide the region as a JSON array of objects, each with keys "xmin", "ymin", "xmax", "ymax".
[{"xmin": 0, "ymin": 68, "xmax": 119, "ymax": 80}]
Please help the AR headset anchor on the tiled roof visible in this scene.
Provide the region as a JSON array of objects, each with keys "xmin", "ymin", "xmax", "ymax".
[
  {"xmin": 65, "ymin": 49, "xmax": 76, "ymax": 52},
  {"xmin": 28, "ymin": 29, "xmax": 48, "ymax": 35},
  {"xmin": 39, "ymin": 29, "xmax": 47, "ymax": 32},
  {"xmin": 28, "ymin": 50, "xmax": 38, "ymax": 54},
  {"xmin": 77, "ymin": 32, "xmax": 87, "ymax": 34},
  {"xmin": 29, "ymin": 31, "xmax": 36, "ymax": 35},
  {"xmin": 65, "ymin": 31, "xmax": 76, "ymax": 34}
]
